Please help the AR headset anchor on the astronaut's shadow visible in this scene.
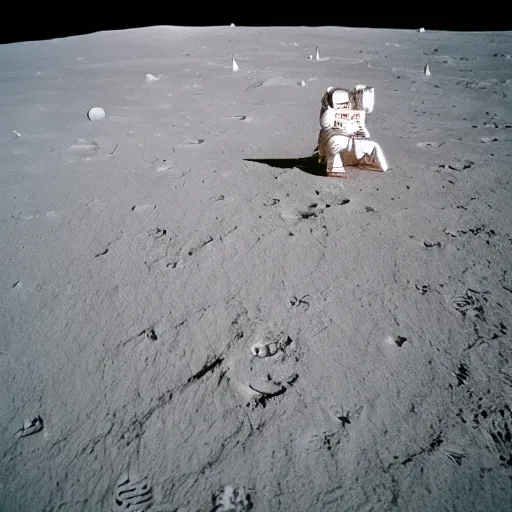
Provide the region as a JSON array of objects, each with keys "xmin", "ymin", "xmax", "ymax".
[{"xmin": 244, "ymin": 152, "xmax": 327, "ymax": 177}]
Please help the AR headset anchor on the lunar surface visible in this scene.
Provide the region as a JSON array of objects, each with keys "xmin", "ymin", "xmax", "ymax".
[{"xmin": 1, "ymin": 26, "xmax": 511, "ymax": 511}]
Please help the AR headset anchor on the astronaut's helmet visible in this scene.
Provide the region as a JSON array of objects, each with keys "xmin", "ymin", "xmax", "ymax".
[{"xmin": 329, "ymin": 88, "xmax": 350, "ymax": 109}]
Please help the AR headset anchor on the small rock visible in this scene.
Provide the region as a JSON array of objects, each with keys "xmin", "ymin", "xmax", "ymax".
[
  {"xmin": 145, "ymin": 73, "xmax": 161, "ymax": 82},
  {"xmin": 16, "ymin": 416, "xmax": 44, "ymax": 438},
  {"xmin": 395, "ymin": 336, "xmax": 407, "ymax": 347}
]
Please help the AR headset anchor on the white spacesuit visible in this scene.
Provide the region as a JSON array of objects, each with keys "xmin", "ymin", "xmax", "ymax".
[{"xmin": 318, "ymin": 85, "xmax": 388, "ymax": 177}]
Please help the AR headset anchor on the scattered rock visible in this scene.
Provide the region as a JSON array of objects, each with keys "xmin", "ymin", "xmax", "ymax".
[
  {"xmin": 395, "ymin": 336, "xmax": 407, "ymax": 347},
  {"xmin": 15, "ymin": 416, "xmax": 44, "ymax": 438},
  {"xmin": 145, "ymin": 73, "xmax": 161, "ymax": 82}
]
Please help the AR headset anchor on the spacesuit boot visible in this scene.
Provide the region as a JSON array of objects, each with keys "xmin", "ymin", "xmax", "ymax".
[{"xmin": 326, "ymin": 153, "xmax": 346, "ymax": 177}]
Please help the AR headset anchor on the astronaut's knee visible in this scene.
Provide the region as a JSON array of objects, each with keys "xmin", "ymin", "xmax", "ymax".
[{"xmin": 354, "ymin": 139, "xmax": 374, "ymax": 158}]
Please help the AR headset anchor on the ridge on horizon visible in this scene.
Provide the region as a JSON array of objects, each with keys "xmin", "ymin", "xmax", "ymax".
[
  {"xmin": 2, "ymin": 24, "xmax": 510, "ymax": 45},
  {"xmin": 1, "ymin": 10, "xmax": 510, "ymax": 44}
]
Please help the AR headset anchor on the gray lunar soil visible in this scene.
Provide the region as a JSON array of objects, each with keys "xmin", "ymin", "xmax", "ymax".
[{"xmin": 1, "ymin": 26, "xmax": 511, "ymax": 511}]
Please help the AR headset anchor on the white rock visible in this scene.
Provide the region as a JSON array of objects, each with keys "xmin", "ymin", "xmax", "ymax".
[
  {"xmin": 145, "ymin": 73, "xmax": 161, "ymax": 82},
  {"xmin": 424, "ymin": 64, "xmax": 431, "ymax": 76},
  {"xmin": 230, "ymin": 23, "xmax": 235, "ymax": 27},
  {"xmin": 232, "ymin": 55, "xmax": 239, "ymax": 72},
  {"xmin": 418, "ymin": 27, "xmax": 425, "ymax": 32},
  {"xmin": 308, "ymin": 55, "xmax": 313, "ymax": 60},
  {"xmin": 298, "ymin": 80, "xmax": 306, "ymax": 87},
  {"xmin": 315, "ymin": 46, "xmax": 320, "ymax": 60},
  {"xmin": 87, "ymin": 107, "xmax": 106, "ymax": 121}
]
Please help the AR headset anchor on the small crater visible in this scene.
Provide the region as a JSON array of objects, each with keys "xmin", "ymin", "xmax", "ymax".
[
  {"xmin": 247, "ymin": 76, "xmax": 308, "ymax": 90},
  {"xmin": 148, "ymin": 227, "xmax": 167, "ymax": 240},
  {"xmin": 300, "ymin": 199, "xmax": 348, "ymax": 219},
  {"xmin": 448, "ymin": 161, "xmax": 474, "ymax": 171},
  {"xmin": 68, "ymin": 138, "xmax": 100, "ymax": 156},
  {"xmin": 437, "ymin": 160, "xmax": 473, "ymax": 171}
]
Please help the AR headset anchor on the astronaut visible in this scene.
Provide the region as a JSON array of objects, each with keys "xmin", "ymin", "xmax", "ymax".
[{"xmin": 317, "ymin": 85, "xmax": 388, "ymax": 177}]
